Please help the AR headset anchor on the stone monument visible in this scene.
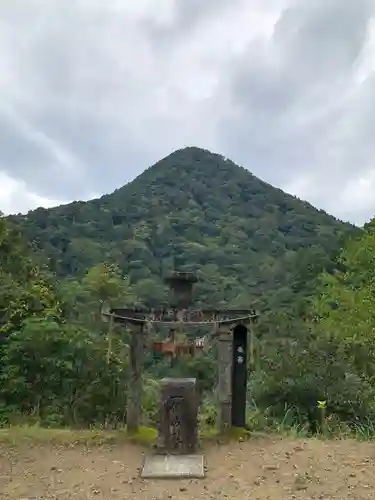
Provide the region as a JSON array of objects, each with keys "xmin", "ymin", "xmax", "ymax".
[{"xmin": 156, "ymin": 377, "xmax": 199, "ymax": 454}]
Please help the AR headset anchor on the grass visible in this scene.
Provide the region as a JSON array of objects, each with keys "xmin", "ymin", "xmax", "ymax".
[
  {"xmin": 126, "ymin": 426, "xmax": 157, "ymax": 445},
  {"xmin": 0, "ymin": 425, "xmax": 157, "ymax": 447},
  {"xmin": 0, "ymin": 422, "xmax": 256, "ymax": 448},
  {"xmin": 199, "ymin": 424, "xmax": 251, "ymax": 443},
  {"xmin": 352, "ymin": 418, "xmax": 375, "ymax": 441},
  {"xmin": 2, "ymin": 412, "xmax": 375, "ymax": 448}
]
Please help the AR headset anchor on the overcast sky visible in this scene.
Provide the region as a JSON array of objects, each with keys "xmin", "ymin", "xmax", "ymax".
[{"xmin": 1, "ymin": 0, "xmax": 375, "ymax": 225}]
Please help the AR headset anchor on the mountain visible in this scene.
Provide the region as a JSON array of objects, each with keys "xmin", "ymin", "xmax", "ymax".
[{"xmin": 8, "ymin": 147, "xmax": 359, "ymax": 311}]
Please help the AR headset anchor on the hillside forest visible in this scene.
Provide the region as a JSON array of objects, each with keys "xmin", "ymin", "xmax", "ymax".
[{"xmin": 0, "ymin": 147, "xmax": 374, "ymax": 435}]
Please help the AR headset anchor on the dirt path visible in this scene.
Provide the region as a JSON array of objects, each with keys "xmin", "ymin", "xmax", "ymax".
[{"xmin": 1, "ymin": 436, "xmax": 375, "ymax": 499}]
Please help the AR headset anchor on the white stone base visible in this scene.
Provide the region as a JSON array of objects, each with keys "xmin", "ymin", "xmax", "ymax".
[{"xmin": 141, "ymin": 454, "xmax": 205, "ymax": 479}]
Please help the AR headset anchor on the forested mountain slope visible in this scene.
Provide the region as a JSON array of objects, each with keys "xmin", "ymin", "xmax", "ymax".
[{"xmin": 9, "ymin": 147, "xmax": 359, "ymax": 310}]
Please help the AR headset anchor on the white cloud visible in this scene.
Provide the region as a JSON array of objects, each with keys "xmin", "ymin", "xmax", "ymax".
[
  {"xmin": 340, "ymin": 169, "xmax": 375, "ymax": 221},
  {"xmin": 1, "ymin": 102, "xmax": 84, "ymax": 175},
  {"xmin": 0, "ymin": 0, "xmax": 375, "ymax": 224},
  {"xmin": 0, "ymin": 171, "xmax": 65, "ymax": 214}
]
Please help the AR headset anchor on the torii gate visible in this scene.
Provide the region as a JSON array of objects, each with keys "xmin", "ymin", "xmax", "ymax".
[{"xmin": 101, "ymin": 272, "xmax": 258, "ymax": 433}]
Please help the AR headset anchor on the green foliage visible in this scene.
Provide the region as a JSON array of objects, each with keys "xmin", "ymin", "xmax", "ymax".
[
  {"xmin": 252, "ymin": 329, "xmax": 375, "ymax": 426},
  {"xmin": 8, "ymin": 147, "xmax": 357, "ymax": 312},
  {"xmin": 250, "ymin": 224, "xmax": 375, "ymax": 433},
  {"xmin": 0, "ymin": 218, "xmax": 62, "ymax": 338},
  {"xmin": 141, "ymin": 377, "xmax": 160, "ymax": 425},
  {"xmin": 60, "ymin": 263, "xmax": 137, "ymax": 332},
  {"xmin": 0, "ymin": 218, "xmax": 129, "ymax": 427},
  {"xmin": 313, "ymin": 231, "xmax": 375, "ymax": 345},
  {"xmin": 82, "ymin": 263, "xmax": 136, "ymax": 307},
  {"xmin": 1, "ymin": 318, "xmax": 128, "ymax": 427}
]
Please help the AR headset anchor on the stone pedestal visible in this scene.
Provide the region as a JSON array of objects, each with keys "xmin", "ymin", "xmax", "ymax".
[
  {"xmin": 126, "ymin": 324, "xmax": 144, "ymax": 433},
  {"xmin": 156, "ymin": 378, "xmax": 198, "ymax": 454},
  {"xmin": 217, "ymin": 332, "xmax": 233, "ymax": 432}
]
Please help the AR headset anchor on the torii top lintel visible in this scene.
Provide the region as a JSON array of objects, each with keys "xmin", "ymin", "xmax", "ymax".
[{"xmin": 101, "ymin": 271, "xmax": 258, "ymax": 327}]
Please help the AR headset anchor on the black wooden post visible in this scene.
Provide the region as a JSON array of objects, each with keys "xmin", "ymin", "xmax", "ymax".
[{"xmin": 231, "ymin": 324, "xmax": 248, "ymax": 427}]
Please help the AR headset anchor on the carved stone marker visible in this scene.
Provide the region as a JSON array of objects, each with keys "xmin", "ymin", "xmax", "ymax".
[
  {"xmin": 156, "ymin": 377, "xmax": 198, "ymax": 454},
  {"xmin": 142, "ymin": 377, "xmax": 204, "ymax": 479}
]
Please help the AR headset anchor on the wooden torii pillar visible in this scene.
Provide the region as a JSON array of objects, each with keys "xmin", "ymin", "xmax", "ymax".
[{"xmin": 101, "ymin": 272, "xmax": 258, "ymax": 433}]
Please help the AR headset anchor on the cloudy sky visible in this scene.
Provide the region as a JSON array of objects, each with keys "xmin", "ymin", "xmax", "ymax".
[{"xmin": 1, "ymin": 0, "xmax": 375, "ymax": 225}]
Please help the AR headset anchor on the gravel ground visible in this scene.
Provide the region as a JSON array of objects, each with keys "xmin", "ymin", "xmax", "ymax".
[{"xmin": 1, "ymin": 436, "xmax": 375, "ymax": 499}]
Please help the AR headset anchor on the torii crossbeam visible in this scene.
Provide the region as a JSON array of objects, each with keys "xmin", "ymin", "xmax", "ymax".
[{"xmin": 104, "ymin": 308, "xmax": 257, "ymax": 326}]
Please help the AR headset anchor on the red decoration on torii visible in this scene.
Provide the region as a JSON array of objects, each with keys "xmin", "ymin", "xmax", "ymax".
[{"xmin": 152, "ymin": 328, "xmax": 205, "ymax": 359}]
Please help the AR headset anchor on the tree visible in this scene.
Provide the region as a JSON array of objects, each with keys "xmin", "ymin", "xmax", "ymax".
[
  {"xmin": 1, "ymin": 318, "xmax": 128, "ymax": 426},
  {"xmin": 0, "ymin": 219, "xmax": 62, "ymax": 339},
  {"xmin": 312, "ymin": 230, "xmax": 375, "ymax": 379},
  {"xmin": 81, "ymin": 263, "xmax": 136, "ymax": 312}
]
